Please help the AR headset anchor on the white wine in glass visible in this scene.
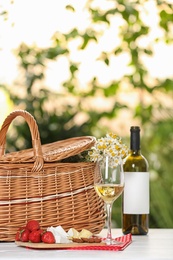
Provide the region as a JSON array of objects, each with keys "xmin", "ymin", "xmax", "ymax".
[{"xmin": 94, "ymin": 155, "xmax": 124, "ymax": 245}]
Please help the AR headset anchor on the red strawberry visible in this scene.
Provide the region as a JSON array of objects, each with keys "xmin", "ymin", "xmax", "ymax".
[
  {"xmin": 38, "ymin": 229, "xmax": 45, "ymax": 235},
  {"xmin": 26, "ymin": 220, "xmax": 40, "ymax": 232},
  {"xmin": 15, "ymin": 226, "xmax": 26, "ymax": 241},
  {"xmin": 29, "ymin": 230, "xmax": 42, "ymax": 243},
  {"xmin": 41, "ymin": 231, "xmax": 55, "ymax": 244},
  {"xmin": 20, "ymin": 229, "xmax": 30, "ymax": 242},
  {"xmin": 15, "ymin": 231, "xmax": 21, "ymax": 241}
]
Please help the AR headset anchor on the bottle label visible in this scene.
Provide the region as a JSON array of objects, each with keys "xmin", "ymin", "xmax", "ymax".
[{"xmin": 123, "ymin": 172, "xmax": 149, "ymax": 214}]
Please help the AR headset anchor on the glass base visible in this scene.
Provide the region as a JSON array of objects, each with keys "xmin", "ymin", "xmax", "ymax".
[{"xmin": 104, "ymin": 238, "xmax": 122, "ymax": 245}]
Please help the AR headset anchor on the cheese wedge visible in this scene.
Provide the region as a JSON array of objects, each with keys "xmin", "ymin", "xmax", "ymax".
[{"xmin": 79, "ymin": 229, "xmax": 92, "ymax": 238}]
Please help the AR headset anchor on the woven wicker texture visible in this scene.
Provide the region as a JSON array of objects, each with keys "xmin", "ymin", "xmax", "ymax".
[{"xmin": 0, "ymin": 110, "xmax": 105, "ymax": 241}]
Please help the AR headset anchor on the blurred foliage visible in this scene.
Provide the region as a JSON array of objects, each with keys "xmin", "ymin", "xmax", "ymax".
[{"xmin": 1, "ymin": 0, "xmax": 173, "ymax": 228}]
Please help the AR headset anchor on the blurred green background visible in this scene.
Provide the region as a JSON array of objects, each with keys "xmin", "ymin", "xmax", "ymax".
[{"xmin": 0, "ymin": 0, "xmax": 173, "ymax": 229}]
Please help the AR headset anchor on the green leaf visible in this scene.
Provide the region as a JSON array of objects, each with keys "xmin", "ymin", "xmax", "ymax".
[
  {"xmin": 46, "ymin": 46, "xmax": 68, "ymax": 59},
  {"xmin": 80, "ymin": 31, "xmax": 97, "ymax": 49},
  {"xmin": 103, "ymin": 82, "xmax": 119, "ymax": 97},
  {"xmin": 65, "ymin": 5, "xmax": 75, "ymax": 12},
  {"xmin": 159, "ymin": 9, "xmax": 173, "ymax": 31},
  {"xmin": 70, "ymin": 63, "xmax": 78, "ymax": 75},
  {"xmin": 64, "ymin": 28, "xmax": 79, "ymax": 40},
  {"xmin": 90, "ymin": 8, "xmax": 110, "ymax": 24}
]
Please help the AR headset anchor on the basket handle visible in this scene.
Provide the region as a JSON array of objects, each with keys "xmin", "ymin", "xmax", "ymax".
[{"xmin": 0, "ymin": 110, "xmax": 44, "ymax": 172}]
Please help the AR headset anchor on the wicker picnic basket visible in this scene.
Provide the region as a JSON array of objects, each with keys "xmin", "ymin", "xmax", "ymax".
[{"xmin": 0, "ymin": 110, "xmax": 105, "ymax": 241}]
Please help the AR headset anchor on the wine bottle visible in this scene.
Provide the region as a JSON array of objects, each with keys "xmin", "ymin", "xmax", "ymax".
[{"xmin": 122, "ymin": 126, "xmax": 149, "ymax": 235}]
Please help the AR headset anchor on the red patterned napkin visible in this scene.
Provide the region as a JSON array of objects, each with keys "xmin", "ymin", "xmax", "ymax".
[{"xmin": 68, "ymin": 233, "xmax": 132, "ymax": 251}]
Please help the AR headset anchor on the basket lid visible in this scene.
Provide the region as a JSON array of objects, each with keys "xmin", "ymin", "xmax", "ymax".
[{"xmin": 0, "ymin": 136, "xmax": 95, "ymax": 163}]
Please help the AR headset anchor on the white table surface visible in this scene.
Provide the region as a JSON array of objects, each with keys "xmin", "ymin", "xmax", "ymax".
[{"xmin": 0, "ymin": 229, "xmax": 173, "ymax": 260}]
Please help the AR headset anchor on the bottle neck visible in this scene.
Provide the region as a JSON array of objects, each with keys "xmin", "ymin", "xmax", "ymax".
[
  {"xmin": 130, "ymin": 126, "xmax": 141, "ymax": 154},
  {"xmin": 130, "ymin": 149, "xmax": 141, "ymax": 156}
]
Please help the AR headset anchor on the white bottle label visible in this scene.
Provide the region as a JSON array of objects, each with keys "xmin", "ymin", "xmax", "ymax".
[{"xmin": 123, "ymin": 172, "xmax": 149, "ymax": 214}]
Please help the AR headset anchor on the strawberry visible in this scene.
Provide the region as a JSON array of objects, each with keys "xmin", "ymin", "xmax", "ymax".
[
  {"xmin": 41, "ymin": 231, "xmax": 55, "ymax": 244},
  {"xmin": 29, "ymin": 230, "xmax": 42, "ymax": 243},
  {"xmin": 20, "ymin": 228, "xmax": 30, "ymax": 242},
  {"xmin": 15, "ymin": 231, "xmax": 21, "ymax": 241},
  {"xmin": 15, "ymin": 226, "xmax": 26, "ymax": 241},
  {"xmin": 26, "ymin": 220, "xmax": 40, "ymax": 232}
]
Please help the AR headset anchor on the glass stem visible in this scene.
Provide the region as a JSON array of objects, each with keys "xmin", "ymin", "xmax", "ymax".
[{"xmin": 106, "ymin": 203, "xmax": 113, "ymax": 242}]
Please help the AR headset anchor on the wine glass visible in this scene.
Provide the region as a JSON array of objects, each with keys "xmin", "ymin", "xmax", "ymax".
[{"xmin": 94, "ymin": 154, "xmax": 124, "ymax": 245}]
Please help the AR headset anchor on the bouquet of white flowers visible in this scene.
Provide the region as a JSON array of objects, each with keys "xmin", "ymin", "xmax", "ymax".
[{"xmin": 87, "ymin": 133, "xmax": 129, "ymax": 168}]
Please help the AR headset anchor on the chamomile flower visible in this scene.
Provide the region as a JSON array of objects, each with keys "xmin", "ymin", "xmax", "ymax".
[{"xmin": 87, "ymin": 133, "xmax": 129, "ymax": 167}]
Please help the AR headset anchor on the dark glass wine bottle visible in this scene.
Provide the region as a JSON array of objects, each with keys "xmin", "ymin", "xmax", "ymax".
[{"xmin": 122, "ymin": 126, "xmax": 149, "ymax": 235}]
